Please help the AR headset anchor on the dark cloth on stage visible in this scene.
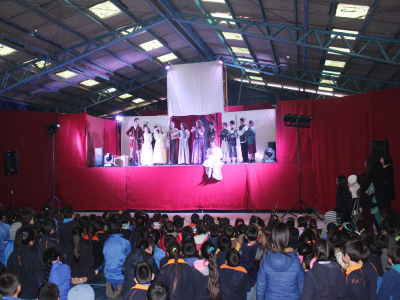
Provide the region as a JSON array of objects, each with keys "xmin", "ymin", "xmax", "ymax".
[
  {"xmin": 125, "ymin": 126, "xmax": 143, "ymax": 150},
  {"xmin": 168, "ymin": 128, "xmax": 179, "ymax": 164},
  {"xmin": 192, "ymin": 127, "xmax": 206, "ymax": 164},
  {"xmin": 383, "ymin": 164, "xmax": 395, "ymax": 204},
  {"xmin": 207, "ymin": 129, "xmax": 216, "ymax": 147}
]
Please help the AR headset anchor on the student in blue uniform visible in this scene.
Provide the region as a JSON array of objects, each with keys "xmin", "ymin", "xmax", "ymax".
[
  {"xmin": 37, "ymin": 219, "xmax": 66, "ymax": 265},
  {"xmin": 378, "ymin": 245, "xmax": 400, "ymax": 300},
  {"xmin": 0, "ymin": 270, "xmax": 23, "ymax": 300},
  {"xmin": 182, "ymin": 239, "xmax": 199, "ymax": 267},
  {"xmin": 147, "ymin": 282, "xmax": 170, "ymax": 300},
  {"xmin": 124, "ymin": 261, "xmax": 154, "ymax": 300},
  {"xmin": 217, "ymin": 235, "xmax": 231, "ymax": 267},
  {"xmin": 219, "ymin": 248, "xmax": 250, "ymax": 300}
]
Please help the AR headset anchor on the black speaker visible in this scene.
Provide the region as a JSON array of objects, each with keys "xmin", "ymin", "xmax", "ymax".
[
  {"xmin": 95, "ymin": 147, "xmax": 104, "ymax": 167},
  {"xmin": 370, "ymin": 139, "xmax": 389, "ymax": 160},
  {"xmin": 4, "ymin": 151, "xmax": 18, "ymax": 175}
]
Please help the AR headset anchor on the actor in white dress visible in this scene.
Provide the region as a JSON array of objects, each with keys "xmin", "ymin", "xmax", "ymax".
[
  {"xmin": 141, "ymin": 124, "xmax": 153, "ymax": 166},
  {"xmin": 203, "ymin": 140, "xmax": 223, "ymax": 180},
  {"xmin": 173, "ymin": 122, "xmax": 190, "ymax": 165},
  {"xmin": 152, "ymin": 126, "xmax": 167, "ymax": 165}
]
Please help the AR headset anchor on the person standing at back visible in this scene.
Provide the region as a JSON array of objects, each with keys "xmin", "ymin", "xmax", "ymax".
[
  {"xmin": 58, "ymin": 205, "xmax": 78, "ymax": 253},
  {"xmin": 237, "ymin": 118, "xmax": 248, "ymax": 163}
]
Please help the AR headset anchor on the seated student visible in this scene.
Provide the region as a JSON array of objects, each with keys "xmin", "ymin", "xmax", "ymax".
[
  {"xmin": 58, "ymin": 205, "xmax": 78, "ymax": 253},
  {"xmin": 190, "ymin": 213, "xmax": 200, "ymax": 230},
  {"xmin": 190, "ymin": 241, "xmax": 220, "ymax": 300},
  {"xmin": 378, "ymin": 245, "xmax": 400, "ymax": 300},
  {"xmin": 297, "ymin": 243, "xmax": 315, "ymax": 272},
  {"xmin": 121, "ymin": 211, "xmax": 135, "ymax": 243},
  {"xmin": 84, "ymin": 224, "xmax": 104, "ymax": 270},
  {"xmin": 3, "ymin": 222, "xmax": 22, "ymax": 268},
  {"xmin": 239, "ymin": 224, "xmax": 261, "ymax": 298},
  {"xmin": 301, "ymin": 239, "xmax": 346, "ymax": 300},
  {"xmin": 219, "ymin": 249, "xmax": 250, "ymax": 300},
  {"xmin": 122, "ymin": 238, "xmax": 159, "ymax": 297},
  {"xmin": 94, "ymin": 219, "xmax": 109, "ymax": 244},
  {"xmin": 173, "ymin": 216, "xmax": 184, "ymax": 235},
  {"xmin": 159, "ymin": 235, "xmax": 177, "ymax": 269},
  {"xmin": 152, "ymin": 229, "xmax": 165, "ymax": 269},
  {"xmin": 13, "ymin": 207, "xmax": 37, "ymax": 250},
  {"xmin": 0, "ymin": 208, "xmax": 11, "ymax": 267},
  {"xmin": 67, "ymin": 284, "xmax": 95, "ymax": 300},
  {"xmin": 37, "ymin": 282, "xmax": 60, "ymax": 300},
  {"xmin": 182, "ymin": 239, "xmax": 199, "ymax": 267},
  {"xmin": 37, "ymin": 219, "xmax": 66, "ymax": 265},
  {"xmin": 341, "ymin": 240, "xmax": 370, "ymax": 300},
  {"xmin": 148, "ymin": 282, "xmax": 170, "ymax": 300},
  {"xmin": 158, "ymin": 241, "xmax": 192, "ymax": 300},
  {"xmin": 362, "ymin": 235, "xmax": 384, "ymax": 276},
  {"xmin": 208, "ymin": 225, "xmax": 220, "ymax": 247},
  {"xmin": 124, "ymin": 261, "xmax": 154, "ymax": 300},
  {"xmin": 0, "ymin": 270, "xmax": 22, "ymax": 300},
  {"xmin": 43, "ymin": 247, "xmax": 71, "ymax": 300},
  {"xmin": 7, "ymin": 227, "xmax": 45, "ymax": 300},
  {"xmin": 103, "ymin": 213, "xmax": 132, "ymax": 299},
  {"xmin": 223, "ymin": 225, "xmax": 241, "ymax": 251},
  {"xmin": 217, "ymin": 235, "xmax": 231, "ymax": 267},
  {"xmin": 194, "ymin": 221, "xmax": 209, "ymax": 251},
  {"xmin": 297, "ymin": 216, "xmax": 307, "ymax": 236},
  {"xmin": 378, "ymin": 233, "xmax": 391, "ymax": 273}
]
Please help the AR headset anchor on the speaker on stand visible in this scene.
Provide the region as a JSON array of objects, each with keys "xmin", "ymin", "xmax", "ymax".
[
  {"xmin": 3, "ymin": 151, "xmax": 19, "ymax": 212},
  {"xmin": 370, "ymin": 139, "xmax": 389, "ymax": 160}
]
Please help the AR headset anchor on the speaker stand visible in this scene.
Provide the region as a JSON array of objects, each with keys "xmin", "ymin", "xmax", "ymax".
[{"xmin": 7, "ymin": 175, "xmax": 19, "ymax": 212}]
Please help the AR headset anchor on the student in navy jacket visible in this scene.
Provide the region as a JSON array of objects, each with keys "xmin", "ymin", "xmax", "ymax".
[
  {"xmin": 158, "ymin": 241, "xmax": 193, "ymax": 300},
  {"xmin": 378, "ymin": 245, "xmax": 400, "ymax": 300},
  {"xmin": 239, "ymin": 224, "xmax": 261, "ymax": 297},
  {"xmin": 341, "ymin": 240, "xmax": 371, "ymax": 300},
  {"xmin": 122, "ymin": 239, "xmax": 159, "ymax": 297},
  {"xmin": 124, "ymin": 261, "xmax": 154, "ymax": 300},
  {"xmin": 37, "ymin": 218, "xmax": 66, "ymax": 265},
  {"xmin": 0, "ymin": 270, "xmax": 23, "ymax": 300},
  {"xmin": 7, "ymin": 227, "xmax": 45, "ymax": 300},
  {"xmin": 147, "ymin": 282, "xmax": 170, "ymax": 300},
  {"xmin": 219, "ymin": 248, "xmax": 250, "ymax": 300},
  {"xmin": 190, "ymin": 241, "xmax": 220, "ymax": 300},
  {"xmin": 84, "ymin": 224, "xmax": 104, "ymax": 270},
  {"xmin": 217, "ymin": 235, "xmax": 231, "ymax": 267},
  {"xmin": 301, "ymin": 239, "xmax": 346, "ymax": 300},
  {"xmin": 256, "ymin": 223, "xmax": 305, "ymax": 300},
  {"xmin": 43, "ymin": 247, "xmax": 71, "ymax": 300},
  {"xmin": 58, "ymin": 205, "xmax": 78, "ymax": 253},
  {"xmin": 182, "ymin": 239, "xmax": 199, "ymax": 267}
]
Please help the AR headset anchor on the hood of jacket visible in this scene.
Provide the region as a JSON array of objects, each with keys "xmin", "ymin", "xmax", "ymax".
[{"xmin": 311, "ymin": 261, "xmax": 343, "ymax": 287}]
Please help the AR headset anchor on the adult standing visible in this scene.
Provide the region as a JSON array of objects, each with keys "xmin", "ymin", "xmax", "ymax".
[
  {"xmin": 238, "ymin": 117, "xmax": 249, "ymax": 163},
  {"xmin": 125, "ymin": 118, "xmax": 143, "ymax": 165},
  {"xmin": 245, "ymin": 120, "xmax": 256, "ymax": 163},
  {"xmin": 381, "ymin": 154, "xmax": 395, "ymax": 210},
  {"xmin": 167, "ymin": 121, "xmax": 179, "ymax": 165},
  {"xmin": 191, "ymin": 120, "xmax": 206, "ymax": 164},
  {"xmin": 333, "ymin": 175, "xmax": 352, "ymax": 224}
]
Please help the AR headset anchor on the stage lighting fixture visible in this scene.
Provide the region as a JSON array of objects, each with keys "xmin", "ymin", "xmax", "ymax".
[
  {"xmin": 218, "ymin": 57, "xmax": 224, "ymax": 64},
  {"xmin": 289, "ymin": 114, "xmax": 298, "ymax": 124},
  {"xmin": 116, "ymin": 115, "xmax": 123, "ymax": 122},
  {"xmin": 165, "ymin": 63, "xmax": 171, "ymax": 70},
  {"xmin": 282, "ymin": 113, "xmax": 292, "ymax": 123},
  {"xmin": 46, "ymin": 122, "xmax": 60, "ymax": 135}
]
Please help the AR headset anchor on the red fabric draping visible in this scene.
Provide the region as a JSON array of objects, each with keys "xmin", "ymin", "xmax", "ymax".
[
  {"xmin": 56, "ymin": 113, "xmax": 87, "ymax": 168},
  {"xmin": 142, "ymin": 110, "xmax": 168, "ymax": 116},
  {"xmin": 227, "ymin": 103, "xmax": 273, "ymax": 112},
  {"xmin": 86, "ymin": 115, "xmax": 104, "ymax": 167},
  {"xmin": 0, "ymin": 110, "xmax": 55, "ymax": 211},
  {"xmin": 104, "ymin": 119, "xmax": 120, "ymax": 156}
]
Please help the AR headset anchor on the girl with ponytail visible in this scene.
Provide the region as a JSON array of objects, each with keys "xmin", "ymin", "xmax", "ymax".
[
  {"xmin": 191, "ymin": 241, "xmax": 220, "ymax": 300},
  {"xmin": 66, "ymin": 226, "xmax": 96, "ymax": 284},
  {"xmin": 83, "ymin": 224, "xmax": 104, "ymax": 270},
  {"xmin": 7, "ymin": 226, "xmax": 45, "ymax": 299},
  {"xmin": 158, "ymin": 241, "xmax": 192, "ymax": 300},
  {"xmin": 121, "ymin": 239, "xmax": 159, "ymax": 298},
  {"xmin": 43, "ymin": 247, "xmax": 71, "ymax": 300}
]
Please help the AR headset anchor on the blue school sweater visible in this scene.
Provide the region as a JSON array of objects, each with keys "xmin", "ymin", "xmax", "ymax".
[
  {"xmin": 378, "ymin": 264, "xmax": 400, "ymax": 300},
  {"xmin": 123, "ymin": 283, "xmax": 150, "ymax": 300},
  {"xmin": 219, "ymin": 264, "xmax": 250, "ymax": 300},
  {"xmin": 239, "ymin": 242, "xmax": 260, "ymax": 287},
  {"xmin": 344, "ymin": 261, "xmax": 370, "ymax": 300},
  {"xmin": 158, "ymin": 259, "xmax": 192, "ymax": 300}
]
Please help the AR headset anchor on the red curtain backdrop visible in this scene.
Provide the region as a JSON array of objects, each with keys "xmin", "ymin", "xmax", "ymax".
[
  {"xmin": 104, "ymin": 119, "xmax": 120, "ymax": 156},
  {"xmin": 86, "ymin": 115, "xmax": 104, "ymax": 167},
  {"xmin": 227, "ymin": 102, "xmax": 273, "ymax": 112},
  {"xmin": 0, "ymin": 110, "xmax": 56, "ymax": 211},
  {"xmin": 56, "ymin": 113, "xmax": 87, "ymax": 168}
]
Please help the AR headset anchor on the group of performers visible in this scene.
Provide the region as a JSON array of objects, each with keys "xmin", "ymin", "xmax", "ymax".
[{"xmin": 125, "ymin": 117, "xmax": 257, "ymax": 178}]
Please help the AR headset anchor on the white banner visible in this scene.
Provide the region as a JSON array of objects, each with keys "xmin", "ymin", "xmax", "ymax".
[{"xmin": 167, "ymin": 61, "xmax": 224, "ymax": 117}]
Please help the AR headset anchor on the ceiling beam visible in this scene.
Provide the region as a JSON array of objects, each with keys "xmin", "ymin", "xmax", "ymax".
[
  {"xmin": 303, "ymin": 0, "xmax": 308, "ymax": 72},
  {"xmin": 257, "ymin": 0, "xmax": 279, "ymax": 67}
]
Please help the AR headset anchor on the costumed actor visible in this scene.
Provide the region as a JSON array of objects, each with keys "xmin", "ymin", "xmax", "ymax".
[
  {"xmin": 203, "ymin": 139, "xmax": 223, "ymax": 180},
  {"xmin": 207, "ymin": 121, "xmax": 216, "ymax": 149},
  {"xmin": 141, "ymin": 123, "xmax": 153, "ymax": 166},
  {"xmin": 227, "ymin": 120, "xmax": 238, "ymax": 164},
  {"xmin": 167, "ymin": 121, "xmax": 179, "ymax": 165},
  {"xmin": 152, "ymin": 126, "xmax": 167, "ymax": 165},
  {"xmin": 191, "ymin": 120, "xmax": 206, "ymax": 164},
  {"xmin": 245, "ymin": 120, "xmax": 256, "ymax": 163},
  {"xmin": 125, "ymin": 118, "xmax": 143, "ymax": 166},
  {"xmin": 174, "ymin": 122, "xmax": 190, "ymax": 165},
  {"xmin": 218, "ymin": 122, "xmax": 229, "ymax": 164},
  {"xmin": 238, "ymin": 117, "xmax": 249, "ymax": 163}
]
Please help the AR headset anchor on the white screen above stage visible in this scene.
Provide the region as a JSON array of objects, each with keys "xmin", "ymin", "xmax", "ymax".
[{"xmin": 167, "ymin": 61, "xmax": 224, "ymax": 117}]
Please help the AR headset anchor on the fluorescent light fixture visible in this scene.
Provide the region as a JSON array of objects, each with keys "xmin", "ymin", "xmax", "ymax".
[
  {"xmin": 89, "ymin": 1, "xmax": 121, "ymax": 19},
  {"xmin": 106, "ymin": 88, "xmax": 116, "ymax": 93},
  {"xmin": 284, "ymin": 86, "xmax": 299, "ymax": 91},
  {"xmin": 56, "ymin": 70, "xmax": 77, "ymax": 79},
  {"xmin": 318, "ymin": 91, "xmax": 334, "ymax": 96},
  {"xmin": 231, "ymin": 47, "xmax": 250, "ymax": 54},
  {"xmin": 24, "ymin": 59, "xmax": 51, "ymax": 68},
  {"xmin": 249, "ymin": 76, "xmax": 263, "ymax": 81},
  {"xmin": 328, "ymin": 46, "xmax": 351, "ymax": 55},
  {"xmin": 139, "ymin": 39, "xmax": 163, "ymax": 51},
  {"xmin": 132, "ymin": 98, "xmax": 145, "ymax": 104},
  {"xmin": 234, "ymin": 78, "xmax": 250, "ymax": 83},
  {"xmin": 203, "ymin": 0, "xmax": 225, "ymax": 2},
  {"xmin": 252, "ymin": 81, "xmax": 265, "ymax": 85},
  {"xmin": 305, "ymin": 89, "xmax": 317, "ymax": 93},
  {"xmin": 211, "ymin": 13, "xmax": 232, "ymax": 24},
  {"xmin": 80, "ymin": 79, "xmax": 99, "ymax": 87},
  {"xmin": 318, "ymin": 86, "xmax": 334, "ymax": 92},
  {"xmin": 322, "ymin": 70, "xmax": 341, "ymax": 77},
  {"xmin": 335, "ymin": 4, "xmax": 369, "ymax": 19},
  {"xmin": 158, "ymin": 53, "xmax": 178, "ymax": 62},
  {"xmin": 0, "ymin": 44, "xmax": 17, "ymax": 56},
  {"xmin": 222, "ymin": 32, "xmax": 243, "ymax": 40},
  {"xmin": 331, "ymin": 29, "xmax": 359, "ymax": 40},
  {"xmin": 246, "ymin": 70, "xmax": 260, "ymax": 74},
  {"xmin": 335, "ymin": 93, "xmax": 346, "ymax": 97},
  {"xmin": 119, "ymin": 25, "xmax": 145, "ymax": 36},
  {"xmin": 324, "ymin": 60, "xmax": 346, "ymax": 68},
  {"xmin": 320, "ymin": 79, "xmax": 337, "ymax": 85},
  {"xmin": 119, "ymin": 94, "xmax": 132, "ymax": 99},
  {"xmin": 160, "ymin": 97, "xmax": 166, "ymax": 100},
  {"xmin": 267, "ymin": 83, "xmax": 282, "ymax": 88},
  {"xmin": 237, "ymin": 57, "xmax": 253, "ymax": 62}
]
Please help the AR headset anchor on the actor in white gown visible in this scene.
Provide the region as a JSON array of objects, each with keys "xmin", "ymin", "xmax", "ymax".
[
  {"xmin": 152, "ymin": 126, "xmax": 167, "ymax": 165},
  {"xmin": 203, "ymin": 140, "xmax": 223, "ymax": 180},
  {"xmin": 141, "ymin": 124, "xmax": 153, "ymax": 166},
  {"xmin": 173, "ymin": 122, "xmax": 190, "ymax": 165}
]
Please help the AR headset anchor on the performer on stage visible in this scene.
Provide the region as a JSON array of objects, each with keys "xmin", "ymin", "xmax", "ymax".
[
  {"xmin": 175, "ymin": 122, "xmax": 190, "ymax": 165},
  {"xmin": 206, "ymin": 121, "xmax": 216, "ymax": 149},
  {"xmin": 203, "ymin": 140, "xmax": 223, "ymax": 180},
  {"xmin": 125, "ymin": 118, "xmax": 143, "ymax": 165},
  {"xmin": 141, "ymin": 124, "xmax": 153, "ymax": 166},
  {"xmin": 191, "ymin": 120, "xmax": 206, "ymax": 164},
  {"xmin": 245, "ymin": 120, "xmax": 256, "ymax": 163},
  {"xmin": 152, "ymin": 126, "xmax": 167, "ymax": 165},
  {"xmin": 167, "ymin": 121, "xmax": 179, "ymax": 165},
  {"xmin": 227, "ymin": 120, "xmax": 238, "ymax": 164},
  {"xmin": 218, "ymin": 122, "xmax": 229, "ymax": 164},
  {"xmin": 238, "ymin": 117, "xmax": 249, "ymax": 163}
]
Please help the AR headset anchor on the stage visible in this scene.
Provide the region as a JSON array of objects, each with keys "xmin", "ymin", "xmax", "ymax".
[{"xmin": 55, "ymin": 162, "xmax": 316, "ymax": 211}]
